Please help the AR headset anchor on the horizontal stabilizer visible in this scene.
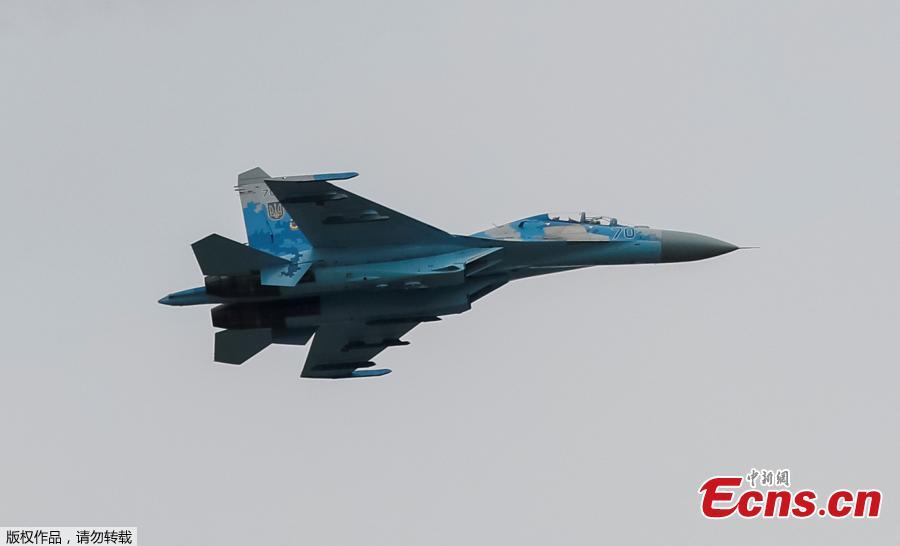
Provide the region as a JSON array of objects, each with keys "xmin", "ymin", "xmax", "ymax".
[
  {"xmin": 214, "ymin": 328, "xmax": 272, "ymax": 364},
  {"xmin": 192, "ymin": 234, "xmax": 288, "ymax": 276},
  {"xmin": 260, "ymin": 260, "xmax": 312, "ymax": 287}
]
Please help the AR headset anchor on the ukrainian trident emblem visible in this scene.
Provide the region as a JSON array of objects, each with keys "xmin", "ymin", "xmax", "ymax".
[{"xmin": 267, "ymin": 202, "xmax": 284, "ymax": 220}]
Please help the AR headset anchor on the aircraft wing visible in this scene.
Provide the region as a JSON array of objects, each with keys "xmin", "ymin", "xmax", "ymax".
[
  {"xmin": 300, "ymin": 320, "xmax": 425, "ymax": 378},
  {"xmin": 264, "ymin": 174, "xmax": 455, "ymax": 248}
]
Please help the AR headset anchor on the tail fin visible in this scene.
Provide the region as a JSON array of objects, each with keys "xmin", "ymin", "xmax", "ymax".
[{"xmin": 236, "ymin": 167, "xmax": 311, "ymax": 256}]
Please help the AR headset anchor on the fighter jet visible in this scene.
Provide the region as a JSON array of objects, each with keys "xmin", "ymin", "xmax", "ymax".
[{"xmin": 160, "ymin": 168, "xmax": 739, "ymax": 378}]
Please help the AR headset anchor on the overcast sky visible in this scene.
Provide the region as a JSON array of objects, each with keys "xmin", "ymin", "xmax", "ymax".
[{"xmin": 1, "ymin": 1, "xmax": 898, "ymax": 544}]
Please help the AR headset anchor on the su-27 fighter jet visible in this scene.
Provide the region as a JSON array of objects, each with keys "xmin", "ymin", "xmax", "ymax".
[{"xmin": 160, "ymin": 167, "xmax": 741, "ymax": 378}]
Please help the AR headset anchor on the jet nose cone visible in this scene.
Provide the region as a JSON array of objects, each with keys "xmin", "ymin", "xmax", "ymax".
[{"xmin": 660, "ymin": 230, "xmax": 738, "ymax": 263}]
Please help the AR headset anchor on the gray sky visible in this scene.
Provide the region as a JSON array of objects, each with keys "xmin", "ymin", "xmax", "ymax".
[{"xmin": 1, "ymin": 1, "xmax": 898, "ymax": 544}]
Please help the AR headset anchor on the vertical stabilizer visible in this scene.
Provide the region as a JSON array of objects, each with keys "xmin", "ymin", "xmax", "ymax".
[{"xmin": 236, "ymin": 167, "xmax": 312, "ymax": 257}]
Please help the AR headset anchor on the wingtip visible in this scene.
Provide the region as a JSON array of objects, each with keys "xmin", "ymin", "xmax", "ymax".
[
  {"xmin": 350, "ymin": 369, "xmax": 392, "ymax": 378},
  {"xmin": 313, "ymin": 171, "xmax": 359, "ymax": 182}
]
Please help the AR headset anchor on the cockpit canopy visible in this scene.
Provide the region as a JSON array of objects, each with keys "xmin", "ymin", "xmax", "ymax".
[{"xmin": 547, "ymin": 211, "xmax": 619, "ymax": 226}]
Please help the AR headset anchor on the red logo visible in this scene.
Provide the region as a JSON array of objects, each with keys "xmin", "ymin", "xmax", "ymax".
[{"xmin": 699, "ymin": 470, "xmax": 881, "ymax": 519}]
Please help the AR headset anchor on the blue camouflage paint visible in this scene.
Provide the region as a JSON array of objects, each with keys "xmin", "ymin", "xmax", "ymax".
[
  {"xmin": 241, "ymin": 192, "xmax": 312, "ymax": 256},
  {"xmin": 160, "ymin": 167, "xmax": 740, "ymax": 378},
  {"xmin": 313, "ymin": 172, "xmax": 358, "ymax": 181},
  {"xmin": 471, "ymin": 213, "xmax": 661, "ymax": 243}
]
